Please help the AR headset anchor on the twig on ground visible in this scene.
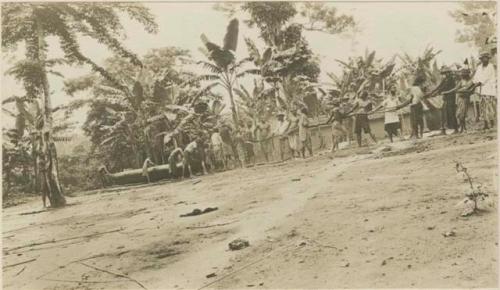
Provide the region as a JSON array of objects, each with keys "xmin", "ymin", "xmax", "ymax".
[
  {"xmin": 36, "ymin": 253, "xmax": 108, "ymax": 280},
  {"xmin": 5, "ymin": 228, "xmax": 124, "ymax": 252},
  {"xmin": 40, "ymin": 278, "xmax": 123, "ymax": 283},
  {"xmin": 19, "ymin": 209, "xmax": 48, "ymax": 216},
  {"xmin": 186, "ymin": 220, "xmax": 238, "ymax": 229},
  {"xmin": 80, "ymin": 262, "xmax": 148, "ymax": 290},
  {"xmin": 15, "ymin": 266, "xmax": 26, "ymax": 276},
  {"xmin": 4, "ymin": 258, "xmax": 37, "ymax": 269},
  {"xmin": 10, "ymin": 239, "xmax": 89, "ymax": 255}
]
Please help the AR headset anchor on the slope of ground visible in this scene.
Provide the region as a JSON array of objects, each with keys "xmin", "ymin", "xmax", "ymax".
[{"xmin": 2, "ymin": 130, "xmax": 498, "ymax": 290}]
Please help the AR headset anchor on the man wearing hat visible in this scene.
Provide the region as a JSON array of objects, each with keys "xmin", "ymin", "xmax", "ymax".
[
  {"xmin": 428, "ymin": 65, "xmax": 458, "ymax": 134},
  {"xmin": 473, "ymin": 51, "xmax": 497, "ymax": 130}
]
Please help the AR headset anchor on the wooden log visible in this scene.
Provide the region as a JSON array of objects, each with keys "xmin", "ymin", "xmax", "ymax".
[{"xmin": 109, "ymin": 164, "xmax": 171, "ymax": 185}]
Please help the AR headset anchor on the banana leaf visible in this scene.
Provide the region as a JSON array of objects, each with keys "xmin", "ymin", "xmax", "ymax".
[{"xmin": 223, "ymin": 18, "xmax": 239, "ymax": 51}]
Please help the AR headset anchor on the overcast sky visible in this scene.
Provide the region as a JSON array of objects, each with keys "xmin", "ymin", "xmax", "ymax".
[{"xmin": 1, "ymin": 2, "xmax": 483, "ymax": 129}]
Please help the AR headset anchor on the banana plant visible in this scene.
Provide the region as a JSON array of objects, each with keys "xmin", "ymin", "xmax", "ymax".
[
  {"xmin": 198, "ymin": 18, "xmax": 258, "ymax": 131},
  {"xmin": 233, "ymin": 79, "xmax": 276, "ymax": 124}
]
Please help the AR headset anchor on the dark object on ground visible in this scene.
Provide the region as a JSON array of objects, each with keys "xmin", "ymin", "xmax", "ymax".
[
  {"xmin": 180, "ymin": 207, "xmax": 218, "ymax": 217},
  {"xmin": 228, "ymin": 238, "xmax": 250, "ymax": 251},
  {"xmin": 443, "ymin": 230, "xmax": 456, "ymax": 237},
  {"xmin": 291, "ymin": 178, "xmax": 301, "ymax": 182},
  {"xmin": 206, "ymin": 273, "xmax": 217, "ymax": 278},
  {"xmin": 19, "ymin": 209, "xmax": 48, "ymax": 216}
]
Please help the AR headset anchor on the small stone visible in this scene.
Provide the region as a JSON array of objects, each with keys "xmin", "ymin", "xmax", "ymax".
[
  {"xmin": 228, "ymin": 238, "xmax": 250, "ymax": 251},
  {"xmin": 206, "ymin": 273, "xmax": 216, "ymax": 278},
  {"xmin": 381, "ymin": 260, "xmax": 386, "ymax": 266},
  {"xmin": 427, "ymin": 226, "xmax": 435, "ymax": 230},
  {"xmin": 407, "ymin": 264, "xmax": 412, "ymax": 269}
]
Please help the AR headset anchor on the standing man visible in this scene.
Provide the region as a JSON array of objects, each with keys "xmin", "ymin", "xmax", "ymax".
[
  {"xmin": 274, "ymin": 112, "xmax": 290, "ymax": 162},
  {"xmin": 255, "ymin": 119, "xmax": 272, "ymax": 162},
  {"xmin": 210, "ymin": 128, "xmax": 226, "ymax": 170},
  {"xmin": 298, "ymin": 107, "xmax": 313, "ymax": 158},
  {"xmin": 326, "ymin": 100, "xmax": 349, "ymax": 152},
  {"xmin": 219, "ymin": 122, "xmax": 235, "ymax": 169},
  {"xmin": 287, "ymin": 110, "xmax": 300, "ymax": 158},
  {"xmin": 429, "ymin": 65, "xmax": 458, "ymax": 134},
  {"xmin": 375, "ymin": 85, "xmax": 401, "ymax": 143},
  {"xmin": 473, "ymin": 51, "xmax": 497, "ymax": 130},
  {"xmin": 243, "ymin": 122, "xmax": 256, "ymax": 167},
  {"xmin": 351, "ymin": 91, "xmax": 377, "ymax": 147},
  {"xmin": 397, "ymin": 77, "xmax": 426, "ymax": 139}
]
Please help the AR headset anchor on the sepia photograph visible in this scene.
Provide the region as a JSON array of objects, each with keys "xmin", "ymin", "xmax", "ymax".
[{"xmin": 1, "ymin": 1, "xmax": 498, "ymax": 289}]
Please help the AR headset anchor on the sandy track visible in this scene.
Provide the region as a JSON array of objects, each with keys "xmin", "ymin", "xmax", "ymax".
[{"xmin": 2, "ymin": 131, "xmax": 498, "ymax": 289}]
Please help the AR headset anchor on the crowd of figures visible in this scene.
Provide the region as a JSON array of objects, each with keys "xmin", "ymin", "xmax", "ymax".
[{"xmin": 101, "ymin": 50, "xmax": 496, "ymax": 185}]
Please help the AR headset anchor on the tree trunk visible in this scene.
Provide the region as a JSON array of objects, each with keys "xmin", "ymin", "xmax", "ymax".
[
  {"xmin": 31, "ymin": 134, "xmax": 40, "ymax": 193},
  {"xmin": 35, "ymin": 17, "xmax": 66, "ymax": 207},
  {"xmin": 227, "ymin": 80, "xmax": 239, "ymax": 131}
]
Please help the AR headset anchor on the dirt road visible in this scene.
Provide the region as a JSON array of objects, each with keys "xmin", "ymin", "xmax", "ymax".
[{"xmin": 3, "ymin": 131, "xmax": 498, "ymax": 289}]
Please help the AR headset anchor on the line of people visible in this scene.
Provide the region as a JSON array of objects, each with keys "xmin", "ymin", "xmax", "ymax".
[
  {"xmin": 324, "ymin": 50, "xmax": 496, "ymax": 150},
  {"xmin": 139, "ymin": 51, "xmax": 496, "ymax": 183}
]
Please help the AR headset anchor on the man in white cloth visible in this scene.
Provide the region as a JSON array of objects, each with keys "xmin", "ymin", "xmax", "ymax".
[
  {"xmin": 210, "ymin": 128, "xmax": 226, "ymax": 170},
  {"xmin": 274, "ymin": 112, "xmax": 291, "ymax": 162},
  {"xmin": 375, "ymin": 85, "xmax": 401, "ymax": 143},
  {"xmin": 473, "ymin": 51, "xmax": 497, "ymax": 130}
]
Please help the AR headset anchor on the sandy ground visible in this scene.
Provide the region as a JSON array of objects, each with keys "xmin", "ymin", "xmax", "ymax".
[{"xmin": 2, "ymin": 130, "xmax": 498, "ymax": 290}]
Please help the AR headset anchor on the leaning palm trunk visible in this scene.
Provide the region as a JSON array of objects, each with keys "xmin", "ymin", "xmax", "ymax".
[{"xmin": 35, "ymin": 20, "xmax": 66, "ymax": 207}]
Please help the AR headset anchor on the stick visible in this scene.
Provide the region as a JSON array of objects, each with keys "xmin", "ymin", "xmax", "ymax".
[
  {"xmin": 5, "ymin": 228, "xmax": 123, "ymax": 252},
  {"xmin": 36, "ymin": 253, "xmax": 108, "ymax": 280},
  {"xmin": 15, "ymin": 266, "xmax": 26, "ymax": 276},
  {"xmin": 10, "ymin": 238, "xmax": 88, "ymax": 254},
  {"xmin": 186, "ymin": 220, "xmax": 238, "ymax": 229},
  {"xmin": 40, "ymin": 278, "xmax": 123, "ymax": 283},
  {"xmin": 19, "ymin": 209, "xmax": 48, "ymax": 216},
  {"xmin": 4, "ymin": 258, "xmax": 36, "ymax": 269},
  {"xmin": 80, "ymin": 262, "xmax": 148, "ymax": 290}
]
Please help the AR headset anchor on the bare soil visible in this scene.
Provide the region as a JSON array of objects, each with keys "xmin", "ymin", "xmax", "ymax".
[{"xmin": 2, "ymin": 130, "xmax": 498, "ymax": 290}]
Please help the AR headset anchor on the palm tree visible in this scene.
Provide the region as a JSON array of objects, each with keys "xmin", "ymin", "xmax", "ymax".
[
  {"xmin": 198, "ymin": 18, "xmax": 258, "ymax": 131},
  {"xmin": 2, "ymin": 3, "xmax": 157, "ymax": 207}
]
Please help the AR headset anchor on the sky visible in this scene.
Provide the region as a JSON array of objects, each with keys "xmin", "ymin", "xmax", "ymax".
[{"xmin": 1, "ymin": 2, "xmax": 484, "ymax": 130}]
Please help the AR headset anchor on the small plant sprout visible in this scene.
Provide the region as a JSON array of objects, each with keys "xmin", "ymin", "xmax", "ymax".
[{"xmin": 454, "ymin": 161, "xmax": 489, "ymax": 216}]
